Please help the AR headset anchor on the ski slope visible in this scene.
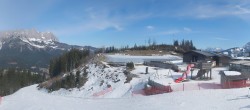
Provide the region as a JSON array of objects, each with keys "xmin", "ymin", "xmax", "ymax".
[
  {"xmin": 1, "ymin": 65, "xmax": 250, "ymax": 110},
  {"xmin": 1, "ymin": 54, "xmax": 249, "ymax": 110},
  {"xmin": 1, "ymin": 84, "xmax": 250, "ymax": 110}
]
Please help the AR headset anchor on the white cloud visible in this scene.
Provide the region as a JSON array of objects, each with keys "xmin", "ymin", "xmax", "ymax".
[
  {"xmin": 2, "ymin": 0, "xmax": 250, "ymax": 37},
  {"xmin": 176, "ymin": 1, "xmax": 250, "ymax": 20},
  {"xmin": 213, "ymin": 37, "xmax": 230, "ymax": 41},
  {"xmin": 159, "ymin": 30, "xmax": 181, "ymax": 35},
  {"xmin": 183, "ymin": 27, "xmax": 192, "ymax": 32},
  {"xmin": 146, "ymin": 25, "xmax": 155, "ymax": 30},
  {"xmin": 234, "ymin": 5, "xmax": 250, "ymax": 14},
  {"xmin": 157, "ymin": 27, "xmax": 192, "ymax": 35}
]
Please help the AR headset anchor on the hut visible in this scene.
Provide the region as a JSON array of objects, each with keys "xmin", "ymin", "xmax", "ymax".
[
  {"xmin": 229, "ymin": 60, "xmax": 250, "ymax": 71},
  {"xmin": 183, "ymin": 50, "xmax": 231, "ymax": 66},
  {"xmin": 220, "ymin": 71, "xmax": 247, "ymax": 89},
  {"xmin": 213, "ymin": 54, "xmax": 231, "ymax": 66},
  {"xmin": 183, "ymin": 50, "xmax": 215, "ymax": 63},
  {"xmin": 240, "ymin": 62, "xmax": 250, "ymax": 76}
]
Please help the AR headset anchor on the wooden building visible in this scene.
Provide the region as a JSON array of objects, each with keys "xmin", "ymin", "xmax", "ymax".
[
  {"xmin": 213, "ymin": 54, "xmax": 231, "ymax": 66},
  {"xmin": 229, "ymin": 60, "xmax": 250, "ymax": 71},
  {"xmin": 183, "ymin": 50, "xmax": 231, "ymax": 66},
  {"xmin": 220, "ymin": 71, "xmax": 247, "ymax": 89},
  {"xmin": 183, "ymin": 50, "xmax": 215, "ymax": 63},
  {"xmin": 229, "ymin": 60, "xmax": 250, "ymax": 78}
]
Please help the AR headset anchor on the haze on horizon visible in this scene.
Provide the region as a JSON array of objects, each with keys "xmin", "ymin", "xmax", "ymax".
[{"xmin": 1, "ymin": 0, "xmax": 250, "ymax": 49}]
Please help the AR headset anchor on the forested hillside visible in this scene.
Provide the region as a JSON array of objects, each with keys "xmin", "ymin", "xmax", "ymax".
[
  {"xmin": 49, "ymin": 49, "xmax": 90, "ymax": 77},
  {"xmin": 0, "ymin": 68, "xmax": 44, "ymax": 96},
  {"xmin": 101, "ymin": 39, "xmax": 196, "ymax": 55}
]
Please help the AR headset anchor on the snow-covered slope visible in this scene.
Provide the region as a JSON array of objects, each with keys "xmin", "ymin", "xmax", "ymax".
[
  {"xmin": 1, "ymin": 55, "xmax": 250, "ymax": 110},
  {"xmin": 1, "ymin": 83, "xmax": 250, "ymax": 110},
  {"xmin": 105, "ymin": 54, "xmax": 182, "ymax": 64},
  {"xmin": 49, "ymin": 62, "xmax": 151, "ymax": 98}
]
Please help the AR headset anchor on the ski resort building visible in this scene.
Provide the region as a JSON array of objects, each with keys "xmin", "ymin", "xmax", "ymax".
[
  {"xmin": 220, "ymin": 71, "xmax": 247, "ymax": 89},
  {"xmin": 183, "ymin": 50, "xmax": 231, "ymax": 66},
  {"xmin": 229, "ymin": 60, "xmax": 250, "ymax": 71}
]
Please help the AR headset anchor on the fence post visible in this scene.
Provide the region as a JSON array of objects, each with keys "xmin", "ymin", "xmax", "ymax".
[
  {"xmin": 213, "ymin": 82, "xmax": 216, "ymax": 89},
  {"xmin": 198, "ymin": 83, "xmax": 200, "ymax": 90},
  {"xmin": 183, "ymin": 83, "xmax": 184, "ymax": 91},
  {"xmin": 0, "ymin": 96, "xmax": 2, "ymax": 105},
  {"xmin": 169, "ymin": 83, "xmax": 171, "ymax": 92}
]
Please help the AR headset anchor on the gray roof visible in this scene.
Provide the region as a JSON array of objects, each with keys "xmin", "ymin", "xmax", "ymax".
[
  {"xmin": 186, "ymin": 50, "xmax": 216, "ymax": 57},
  {"xmin": 230, "ymin": 60, "xmax": 250, "ymax": 65},
  {"xmin": 241, "ymin": 62, "xmax": 250, "ymax": 66}
]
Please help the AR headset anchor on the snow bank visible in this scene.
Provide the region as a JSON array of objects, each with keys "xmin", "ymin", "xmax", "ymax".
[{"xmin": 224, "ymin": 71, "xmax": 241, "ymax": 76}]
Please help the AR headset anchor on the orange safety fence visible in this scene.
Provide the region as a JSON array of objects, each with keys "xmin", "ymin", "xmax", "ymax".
[
  {"xmin": 93, "ymin": 87, "xmax": 113, "ymax": 97},
  {"xmin": 132, "ymin": 82, "xmax": 227, "ymax": 96}
]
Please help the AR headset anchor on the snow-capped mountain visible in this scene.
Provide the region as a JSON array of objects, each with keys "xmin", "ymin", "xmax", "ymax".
[
  {"xmin": 243, "ymin": 42, "xmax": 250, "ymax": 52},
  {"xmin": 220, "ymin": 47, "xmax": 246, "ymax": 57},
  {"xmin": 0, "ymin": 29, "xmax": 96, "ymax": 69},
  {"xmin": 205, "ymin": 42, "xmax": 250, "ymax": 58},
  {"xmin": 0, "ymin": 29, "xmax": 92, "ymax": 51},
  {"xmin": 219, "ymin": 41, "xmax": 250, "ymax": 57},
  {"xmin": 205, "ymin": 47, "xmax": 224, "ymax": 53}
]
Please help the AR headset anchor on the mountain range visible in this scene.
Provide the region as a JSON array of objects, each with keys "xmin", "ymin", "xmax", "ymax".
[
  {"xmin": 0, "ymin": 29, "xmax": 96, "ymax": 70},
  {"xmin": 205, "ymin": 43, "xmax": 250, "ymax": 57}
]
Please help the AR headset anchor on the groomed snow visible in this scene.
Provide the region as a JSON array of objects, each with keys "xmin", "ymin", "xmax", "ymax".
[
  {"xmin": 105, "ymin": 54, "xmax": 182, "ymax": 64},
  {"xmin": 1, "ymin": 84, "xmax": 250, "ymax": 110},
  {"xmin": 224, "ymin": 71, "xmax": 241, "ymax": 76}
]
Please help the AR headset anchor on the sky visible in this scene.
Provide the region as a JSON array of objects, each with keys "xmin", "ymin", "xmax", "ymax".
[{"xmin": 1, "ymin": 0, "xmax": 250, "ymax": 49}]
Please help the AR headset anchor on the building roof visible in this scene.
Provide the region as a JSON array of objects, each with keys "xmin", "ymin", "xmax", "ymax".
[
  {"xmin": 214, "ymin": 53, "xmax": 231, "ymax": 58},
  {"xmin": 241, "ymin": 62, "xmax": 250, "ymax": 66},
  {"xmin": 231, "ymin": 57, "xmax": 250, "ymax": 60},
  {"xmin": 184, "ymin": 50, "xmax": 232, "ymax": 58},
  {"xmin": 220, "ymin": 71, "xmax": 247, "ymax": 81},
  {"xmin": 230, "ymin": 60, "xmax": 250, "ymax": 65},
  {"xmin": 185, "ymin": 50, "xmax": 216, "ymax": 57},
  {"xmin": 224, "ymin": 71, "xmax": 241, "ymax": 76}
]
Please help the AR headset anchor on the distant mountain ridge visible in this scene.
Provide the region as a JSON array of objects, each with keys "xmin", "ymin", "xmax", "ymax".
[
  {"xmin": 204, "ymin": 42, "xmax": 250, "ymax": 57},
  {"xmin": 205, "ymin": 47, "xmax": 224, "ymax": 53},
  {"xmin": 243, "ymin": 42, "xmax": 250, "ymax": 52},
  {"xmin": 0, "ymin": 29, "xmax": 96, "ymax": 70},
  {"xmin": 221, "ymin": 47, "xmax": 246, "ymax": 57}
]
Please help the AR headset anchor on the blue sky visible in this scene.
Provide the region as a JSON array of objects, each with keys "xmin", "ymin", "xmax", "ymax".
[{"xmin": 1, "ymin": 0, "xmax": 250, "ymax": 49}]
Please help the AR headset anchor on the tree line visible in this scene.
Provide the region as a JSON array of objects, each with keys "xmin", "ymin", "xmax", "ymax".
[
  {"xmin": 47, "ymin": 70, "xmax": 88, "ymax": 92},
  {"xmin": 0, "ymin": 68, "xmax": 44, "ymax": 96},
  {"xmin": 99, "ymin": 39, "xmax": 196, "ymax": 53},
  {"xmin": 173, "ymin": 39, "xmax": 196, "ymax": 51},
  {"xmin": 49, "ymin": 49, "xmax": 90, "ymax": 77}
]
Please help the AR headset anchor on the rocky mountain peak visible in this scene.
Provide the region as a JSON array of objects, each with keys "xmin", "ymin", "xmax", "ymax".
[
  {"xmin": 243, "ymin": 42, "xmax": 250, "ymax": 52},
  {"xmin": 0, "ymin": 29, "xmax": 58, "ymax": 42}
]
